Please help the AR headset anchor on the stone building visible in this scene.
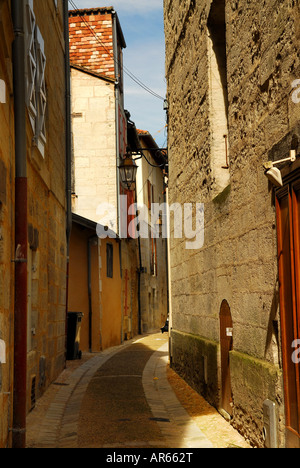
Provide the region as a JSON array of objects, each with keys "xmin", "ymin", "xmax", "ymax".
[
  {"xmin": 0, "ymin": 0, "xmax": 15, "ymax": 449},
  {"xmin": 164, "ymin": 0, "xmax": 300, "ymax": 448},
  {"xmin": 69, "ymin": 7, "xmax": 127, "ymax": 227},
  {"xmin": 0, "ymin": 0, "xmax": 70, "ymax": 448},
  {"xmin": 135, "ymin": 129, "xmax": 168, "ymax": 333},
  {"xmin": 68, "ymin": 8, "xmax": 168, "ymax": 345},
  {"xmin": 68, "ymin": 7, "xmax": 141, "ymax": 345}
]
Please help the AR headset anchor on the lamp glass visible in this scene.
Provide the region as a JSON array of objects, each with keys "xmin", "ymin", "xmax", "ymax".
[
  {"xmin": 266, "ymin": 167, "xmax": 283, "ymax": 187},
  {"xmin": 119, "ymin": 156, "xmax": 138, "ymax": 189}
]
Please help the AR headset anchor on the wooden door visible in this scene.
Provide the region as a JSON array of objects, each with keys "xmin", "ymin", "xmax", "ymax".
[
  {"xmin": 220, "ymin": 299, "xmax": 233, "ymax": 417},
  {"xmin": 276, "ymin": 180, "xmax": 300, "ymax": 447}
]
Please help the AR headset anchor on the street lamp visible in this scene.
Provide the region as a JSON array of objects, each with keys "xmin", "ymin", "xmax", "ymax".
[{"xmin": 118, "ymin": 152, "xmax": 138, "ymax": 190}]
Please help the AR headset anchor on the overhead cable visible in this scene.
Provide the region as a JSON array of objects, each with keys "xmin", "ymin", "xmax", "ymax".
[{"xmin": 68, "ymin": 0, "xmax": 165, "ymax": 101}]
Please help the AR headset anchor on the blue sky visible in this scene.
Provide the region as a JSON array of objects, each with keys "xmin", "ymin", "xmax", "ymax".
[{"xmin": 69, "ymin": 0, "xmax": 167, "ymax": 148}]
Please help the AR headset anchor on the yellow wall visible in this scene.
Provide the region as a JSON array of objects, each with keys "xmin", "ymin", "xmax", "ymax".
[
  {"xmin": 68, "ymin": 224, "xmax": 123, "ymax": 353},
  {"xmin": 68, "ymin": 224, "xmax": 101, "ymax": 352},
  {"xmin": 100, "ymin": 238, "xmax": 122, "ymax": 350}
]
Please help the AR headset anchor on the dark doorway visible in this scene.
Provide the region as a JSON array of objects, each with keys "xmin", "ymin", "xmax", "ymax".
[{"xmin": 220, "ymin": 299, "xmax": 233, "ymax": 417}]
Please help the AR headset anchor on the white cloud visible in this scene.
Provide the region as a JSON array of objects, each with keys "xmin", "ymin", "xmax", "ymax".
[
  {"xmin": 73, "ymin": 0, "xmax": 163, "ymax": 15},
  {"xmin": 111, "ymin": 0, "xmax": 163, "ymax": 14}
]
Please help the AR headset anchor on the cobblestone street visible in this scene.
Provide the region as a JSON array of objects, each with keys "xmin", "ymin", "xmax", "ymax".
[{"xmin": 26, "ymin": 333, "xmax": 250, "ymax": 449}]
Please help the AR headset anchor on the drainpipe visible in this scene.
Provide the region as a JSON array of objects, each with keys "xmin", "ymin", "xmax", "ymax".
[
  {"xmin": 63, "ymin": 0, "xmax": 72, "ymax": 359},
  {"xmin": 112, "ymin": 10, "xmax": 121, "ymax": 236},
  {"xmin": 88, "ymin": 236, "xmax": 98, "ymax": 352},
  {"xmin": 12, "ymin": 0, "xmax": 27, "ymax": 449}
]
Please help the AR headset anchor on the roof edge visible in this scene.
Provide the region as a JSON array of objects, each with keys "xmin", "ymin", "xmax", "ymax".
[{"xmin": 70, "ymin": 63, "xmax": 116, "ymax": 84}]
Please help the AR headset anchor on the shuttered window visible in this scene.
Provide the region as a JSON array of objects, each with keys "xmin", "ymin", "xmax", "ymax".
[
  {"xmin": 25, "ymin": 0, "xmax": 47, "ymax": 157},
  {"xmin": 276, "ymin": 176, "xmax": 300, "ymax": 447}
]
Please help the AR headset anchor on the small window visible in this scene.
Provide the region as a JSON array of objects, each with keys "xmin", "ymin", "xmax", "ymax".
[
  {"xmin": 106, "ymin": 243, "xmax": 113, "ymax": 278},
  {"xmin": 0, "ymin": 79, "xmax": 6, "ymax": 103}
]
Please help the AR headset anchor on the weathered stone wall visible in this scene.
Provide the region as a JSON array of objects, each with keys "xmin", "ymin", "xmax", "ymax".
[
  {"xmin": 165, "ymin": 0, "xmax": 300, "ymax": 447},
  {"xmin": 26, "ymin": 0, "xmax": 67, "ymax": 412},
  {"xmin": 0, "ymin": 0, "xmax": 67, "ymax": 447},
  {"xmin": 0, "ymin": 0, "xmax": 15, "ymax": 448}
]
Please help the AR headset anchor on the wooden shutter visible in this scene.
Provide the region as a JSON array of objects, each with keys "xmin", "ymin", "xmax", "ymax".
[{"xmin": 276, "ymin": 180, "xmax": 300, "ymax": 447}]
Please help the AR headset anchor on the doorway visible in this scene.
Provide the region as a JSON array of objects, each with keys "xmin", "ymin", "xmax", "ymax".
[
  {"xmin": 276, "ymin": 177, "xmax": 300, "ymax": 447},
  {"xmin": 220, "ymin": 299, "xmax": 233, "ymax": 417}
]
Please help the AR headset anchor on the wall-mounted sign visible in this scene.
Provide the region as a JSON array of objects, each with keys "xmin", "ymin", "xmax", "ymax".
[
  {"xmin": 292, "ymin": 79, "xmax": 300, "ymax": 104},
  {"xmin": 0, "ymin": 339, "xmax": 6, "ymax": 364},
  {"xmin": 0, "ymin": 79, "xmax": 5, "ymax": 103}
]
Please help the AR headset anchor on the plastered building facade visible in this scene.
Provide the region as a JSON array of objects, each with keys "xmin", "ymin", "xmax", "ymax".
[{"xmin": 164, "ymin": 0, "xmax": 300, "ymax": 448}]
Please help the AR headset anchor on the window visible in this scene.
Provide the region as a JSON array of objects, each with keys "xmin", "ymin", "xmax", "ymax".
[
  {"xmin": 0, "ymin": 79, "xmax": 6, "ymax": 103},
  {"xmin": 25, "ymin": 0, "xmax": 37, "ymax": 128},
  {"xmin": 207, "ymin": 0, "xmax": 230, "ymax": 192},
  {"xmin": 106, "ymin": 243, "xmax": 113, "ymax": 278},
  {"xmin": 35, "ymin": 29, "xmax": 47, "ymax": 149},
  {"xmin": 150, "ymin": 237, "xmax": 157, "ymax": 277},
  {"xmin": 25, "ymin": 0, "xmax": 47, "ymax": 157},
  {"xmin": 147, "ymin": 180, "xmax": 152, "ymax": 211}
]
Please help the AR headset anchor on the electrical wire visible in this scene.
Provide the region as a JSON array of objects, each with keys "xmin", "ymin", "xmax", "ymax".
[
  {"xmin": 134, "ymin": 151, "xmax": 166, "ymax": 168},
  {"xmin": 68, "ymin": 0, "xmax": 165, "ymax": 101}
]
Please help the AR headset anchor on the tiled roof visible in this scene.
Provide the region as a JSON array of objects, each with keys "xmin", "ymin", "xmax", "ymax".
[
  {"xmin": 69, "ymin": 7, "xmax": 115, "ymax": 16},
  {"xmin": 69, "ymin": 8, "xmax": 115, "ymax": 79}
]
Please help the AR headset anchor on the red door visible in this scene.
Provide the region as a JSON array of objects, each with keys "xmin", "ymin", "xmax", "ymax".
[
  {"xmin": 276, "ymin": 179, "xmax": 300, "ymax": 447},
  {"xmin": 220, "ymin": 299, "xmax": 233, "ymax": 417}
]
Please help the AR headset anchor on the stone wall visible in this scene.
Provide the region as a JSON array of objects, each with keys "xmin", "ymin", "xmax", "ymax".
[
  {"xmin": 0, "ymin": 0, "xmax": 15, "ymax": 448},
  {"xmin": 165, "ymin": 0, "xmax": 300, "ymax": 447},
  {"xmin": 0, "ymin": 0, "xmax": 68, "ymax": 447},
  {"xmin": 26, "ymin": 0, "xmax": 67, "ymax": 410},
  {"xmin": 71, "ymin": 67, "xmax": 117, "ymax": 224}
]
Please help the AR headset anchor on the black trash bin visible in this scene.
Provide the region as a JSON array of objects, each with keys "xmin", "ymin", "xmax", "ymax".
[{"xmin": 67, "ymin": 312, "xmax": 84, "ymax": 360}]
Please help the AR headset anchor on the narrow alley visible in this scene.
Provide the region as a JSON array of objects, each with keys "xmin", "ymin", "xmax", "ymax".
[{"xmin": 26, "ymin": 332, "xmax": 250, "ymax": 449}]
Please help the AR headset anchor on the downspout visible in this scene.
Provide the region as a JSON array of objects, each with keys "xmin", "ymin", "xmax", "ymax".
[
  {"xmin": 88, "ymin": 236, "xmax": 98, "ymax": 352},
  {"xmin": 63, "ymin": 0, "xmax": 72, "ymax": 359},
  {"xmin": 112, "ymin": 10, "xmax": 121, "ymax": 236},
  {"xmin": 12, "ymin": 0, "xmax": 27, "ymax": 449}
]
